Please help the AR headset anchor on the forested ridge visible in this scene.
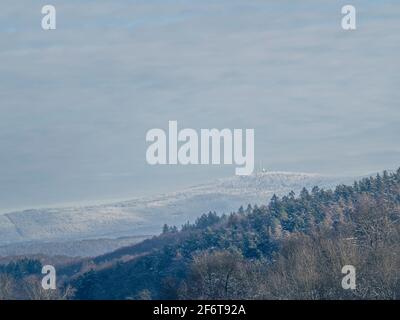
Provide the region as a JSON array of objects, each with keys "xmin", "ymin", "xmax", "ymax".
[{"xmin": 1, "ymin": 169, "xmax": 400, "ymax": 299}]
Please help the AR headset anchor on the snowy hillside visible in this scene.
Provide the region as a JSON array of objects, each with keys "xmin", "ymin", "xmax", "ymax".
[{"xmin": 0, "ymin": 172, "xmax": 354, "ymax": 256}]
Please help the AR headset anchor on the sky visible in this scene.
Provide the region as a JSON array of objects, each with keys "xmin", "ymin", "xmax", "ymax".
[{"xmin": 0, "ymin": 0, "xmax": 399, "ymax": 212}]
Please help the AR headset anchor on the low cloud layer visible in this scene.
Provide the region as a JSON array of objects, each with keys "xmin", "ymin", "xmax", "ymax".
[{"xmin": 0, "ymin": 0, "xmax": 399, "ymax": 211}]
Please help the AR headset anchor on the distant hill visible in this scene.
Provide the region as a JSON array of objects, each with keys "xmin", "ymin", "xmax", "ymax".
[
  {"xmin": 0, "ymin": 235, "xmax": 149, "ymax": 258},
  {"xmin": 0, "ymin": 172, "xmax": 353, "ymax": 257}
]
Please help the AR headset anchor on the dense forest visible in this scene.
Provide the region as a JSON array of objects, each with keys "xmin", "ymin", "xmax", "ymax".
[{"xmin": 1, "ymin": 169, "xmax": 400, "ymax": 300}]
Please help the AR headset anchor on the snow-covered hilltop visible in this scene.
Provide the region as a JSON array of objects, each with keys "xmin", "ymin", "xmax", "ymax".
[{"xmin": 0, "ymin": 172, "xmax": 355, "ymax": 256}]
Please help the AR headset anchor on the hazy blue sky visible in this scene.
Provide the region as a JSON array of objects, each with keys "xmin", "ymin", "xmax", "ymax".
[{"xmin": 1, "ymin": 0, "xmax": 399, "ymax": 212}]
